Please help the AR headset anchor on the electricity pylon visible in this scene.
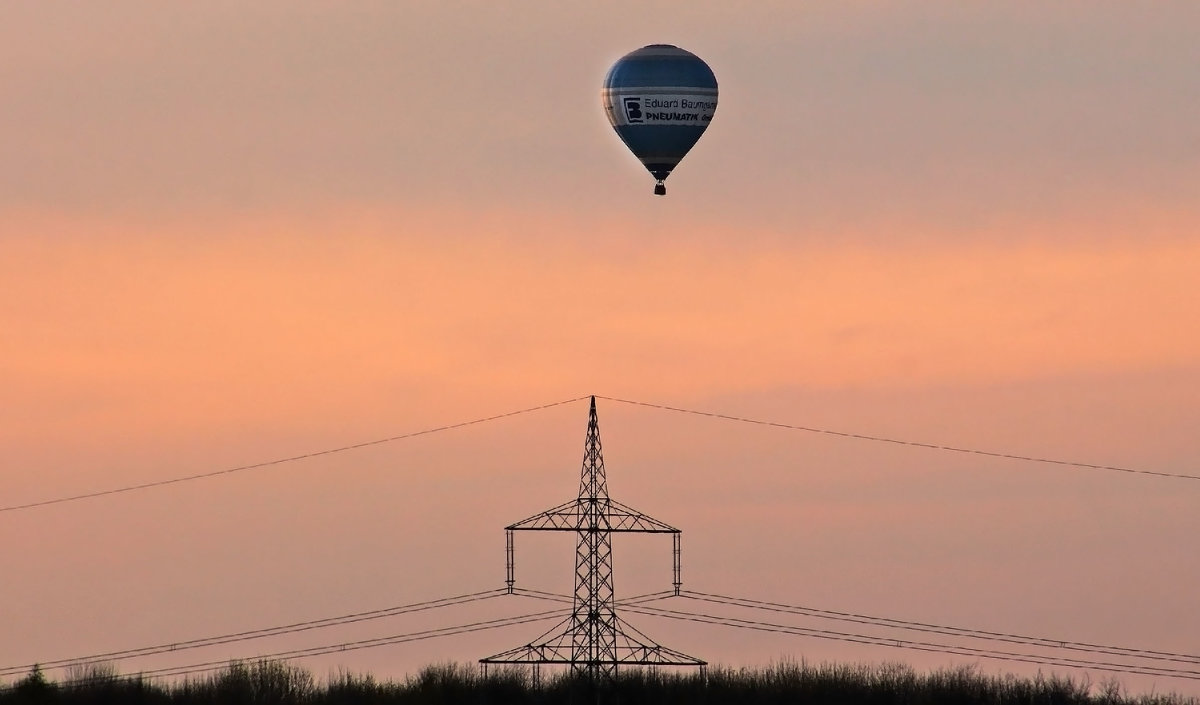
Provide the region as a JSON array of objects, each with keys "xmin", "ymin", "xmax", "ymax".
[{"xmin": 480, "ymin": 396, "xmax": 705, "ymax": 680}]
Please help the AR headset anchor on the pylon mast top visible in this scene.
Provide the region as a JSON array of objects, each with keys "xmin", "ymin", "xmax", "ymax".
[
  {"xmin": 506, "ymin": 398, "xmax": 678, "ymax": 534},
  {"xmin": 581, "ymin": 396, "xmax": 607, "ymax": 499}
]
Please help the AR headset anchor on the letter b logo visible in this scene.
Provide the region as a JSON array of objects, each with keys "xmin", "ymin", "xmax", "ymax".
[{"xmin": 623, "ymin": 97, "xmax": 643, "ymax": 123}]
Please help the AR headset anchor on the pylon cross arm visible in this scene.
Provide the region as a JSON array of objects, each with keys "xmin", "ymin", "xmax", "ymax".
[
  {"xmin": 506, "ymin": 498, "xmax": 584, "ymax": 530},
  {"xmin": 482, "ymin": 638, "xmax": 705, "ymax": 667},
  {"xmin": 506, "ymin": 497, "xmax": 679, "ymax": 533},
  {"xmin": 606, "ymin": 498, "xmax": 679, "ymax": 532}
]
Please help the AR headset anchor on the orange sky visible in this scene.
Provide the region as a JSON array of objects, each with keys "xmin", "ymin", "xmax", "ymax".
[
  {"xmin": 4, "ymin": 208, "xmax": 1199, "ymax": 404},
  {"xmin": 2, "ymin": 1, "xmax": 1199, "ymax": 696}
]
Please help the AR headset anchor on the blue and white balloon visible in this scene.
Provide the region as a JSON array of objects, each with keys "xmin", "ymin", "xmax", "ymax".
[{"xmin": 602, "ymin": 45, "xmax": 718, "ymax": 195}]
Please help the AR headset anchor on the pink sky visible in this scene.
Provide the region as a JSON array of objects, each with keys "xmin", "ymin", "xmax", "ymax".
[{"xmin": 2, "ymin": 1, "xmax": 1198, "ymax": 696}]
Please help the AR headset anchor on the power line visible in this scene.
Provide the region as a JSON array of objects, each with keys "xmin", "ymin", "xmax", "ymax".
[
  {"xmin": 0, "ymin": 396, "xmax": 590, "ymax": 514},
  {"xmin": 5, "ymin": 392, "xmax": 1190, "ymax": 517},
  {"xmin": 680, "ymin": 591, "xmax": 1200, "ymax": 667},
  {"xmin": 0, "ymin": 589, "xmax": 507, "ymax": 678},
  {"xmin": 517, "ymin": 587, "xmax": 1200, "ymax": 670},
  {"xmin": 134, "ymin": 608, "xmax": 566, "ymax": 681},
  {"xmin": 19, "ymin": 608, "xmax": 568, "ymax": 690},
  {"xmin": 620, "ymin": 602, "xmax": 1200, "ymax": 682},
  {"xmin": 510, "ymin": 588, "xmax": 1200, "ymax": 681},
  {"xmin": 598, "ymin": 396, "xmax": 1200, "ymax": 482}
]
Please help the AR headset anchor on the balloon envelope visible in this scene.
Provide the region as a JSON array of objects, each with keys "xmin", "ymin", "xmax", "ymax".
[{"xmin": 602, "ymin": 45, "xmax": 718, "ymax": 195}]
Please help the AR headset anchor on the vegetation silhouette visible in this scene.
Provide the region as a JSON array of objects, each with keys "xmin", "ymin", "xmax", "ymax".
[{"xmin": 2, "ymin": 659, "xmax": 1196, "ymax": 705}]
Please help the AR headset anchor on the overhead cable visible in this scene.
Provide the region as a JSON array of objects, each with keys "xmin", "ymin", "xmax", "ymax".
[
  {"xmin": 0, "ymin": 589, "xmax": 507, "ymax": 677},
  {"xmin": 598, "ymin": 396, "xmax": 1199, "ymax": 482},
  {"xmin": 625, "ymin": 602, "xmax": 1200, "ymax": 682},
  {"xmin": 0, "ymin": 397, "xmax": 590, "ymax": 513},
  {"xmin": 682, "ymin": 590, "xmax": 1200, "ymax": 667},
  {"xmin": 27, "ymin": 608, "xmax": 567, "ymax": 689}
]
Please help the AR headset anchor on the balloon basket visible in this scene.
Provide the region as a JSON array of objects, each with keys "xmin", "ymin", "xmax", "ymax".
[{"xmin": 654, "ymin": 182, "xmax": 666, "ymax": 196}]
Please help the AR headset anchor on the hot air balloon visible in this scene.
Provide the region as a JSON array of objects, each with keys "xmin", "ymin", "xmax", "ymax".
[{"xmin": 602, "ymin": 44, "xmax": 718, "ymax": 196}]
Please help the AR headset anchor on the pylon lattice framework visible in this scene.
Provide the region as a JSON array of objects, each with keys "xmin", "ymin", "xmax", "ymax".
[{"xmin": 480, "ymin": 396, "xmax": 705, "ymax": 680}]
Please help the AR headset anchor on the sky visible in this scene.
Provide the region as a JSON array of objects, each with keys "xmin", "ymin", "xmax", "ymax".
[{"xmin": 2, "ymin": 0, "xmax": 1199, "ymax": 696}]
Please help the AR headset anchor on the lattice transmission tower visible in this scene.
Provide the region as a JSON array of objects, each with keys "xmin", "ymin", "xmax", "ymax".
[{"xmin": 480, "ymin": 396, "xmax": 705, "ymax": 680}]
